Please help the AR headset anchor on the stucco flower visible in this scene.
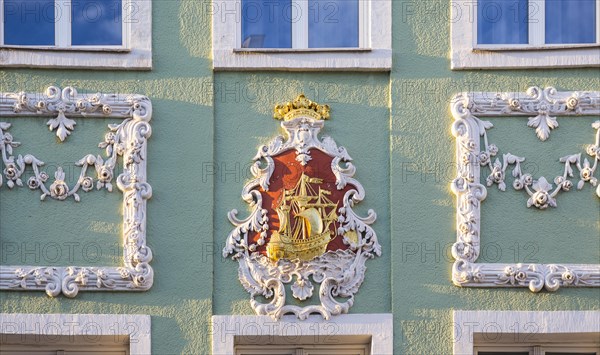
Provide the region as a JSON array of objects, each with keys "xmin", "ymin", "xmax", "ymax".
[
  {"xmin": 2, "ymin": 132, "xmax": 13, "ymax": 144},
  {"xmin": 488, "ymin": 144, "xmax": 498, "ymax": 156},
  {"xmin": 522, "ymin": 174, "xmax": 533, "ymax": 186},
  {"xmin": 582, "ymin": 160, "xmax": 593, "ymax": 179},
  {"xmin": 105, "ymin": 132, "xmax": 116, "ymax": 144},
  {"xmin": 486, "ymin": 160, "xmax": 505, "ymax": 189},
  {"xmin": 3, "ymin": 163, "xmax": 17, "ymax": 181},
  {"xmin": 508, "ymin": 98, "xmax": 520, "ymax": 110},
  {"xmin": 478, "ymin": 151, "xmax": 490, "ymax": 165},
  {"xmin": 513, "ymin": 179, "xmax": 524, "ymax": 190},
  {"xmin": 561, "ymin": 270, "xmax": 576, "ymax": 285},
  {"xmin": 80, "ymin": 176, "xmax": 94, "ymax": 192},
  {"xmin": 527, "ymin": 177, "xmax": 557, "ymax": 209},
  {"xmin": 27, "ymin": 176, "xmax": 40, "ymax": 190},
  {"xmin": 566, "ymin": 96, "xmax": 579, "ymax": 110},
  {"xmin": 49, "ymin": 167, "xmax": 70, "ymax": 200},
  {"xmin": 561, "ymin": 180, "xmax": 573, "ymax": 191},
  {"xmin": 39, "ymin": 172, "xmax": 49, "ymax": 182},
  {"xmin": 586, "ymin": 144, "xmax": 600, "ymax": 160},
  {"xmin": 515, "ymin": 271, "xmax": 527, "ymax": 282},
  {"xmin": 97, "ymin": 166, "xmax": 113, "ymax": 183}
]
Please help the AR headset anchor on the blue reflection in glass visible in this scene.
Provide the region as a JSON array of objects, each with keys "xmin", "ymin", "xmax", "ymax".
[
  {"xmin": 546, "ymin": 0, "xmax": 596, "ymax": 44},
  {"xmin": 308, "ymin": 0, "xmax": 358, "ymax": 48},
  {"xmin": 241, "ymin": 0, "xmax": 291, "ymax": 48},
  {"xmin": 477, "ymin": 0, "xmax": 528, "ymax": 44},
  {"xmin": 72, "ymin": 0, "xmax": 122, "ymax": 45},
  {"xmin": 4, "ymin": 0, "xmax": 55, "ymax": 45}
]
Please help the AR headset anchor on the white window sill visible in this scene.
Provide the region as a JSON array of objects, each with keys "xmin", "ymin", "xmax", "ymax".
[
  {"xmin": 473, "ymin": 43, "xmax": 600, "ymax": 51},
  {"xmin": 214, "ymin": 48, "xmax": 392, "ymax": 71},
  {"xmin": 451, "ymin": 46, "xmax": 600, "ymax": 69},
  {"xmin": 233, "ymin": 47, "xmax": 372, "ymax": 53},
  {"xmin": 0, "ymin": 45, "xmax": 131, "ymax": 53}
]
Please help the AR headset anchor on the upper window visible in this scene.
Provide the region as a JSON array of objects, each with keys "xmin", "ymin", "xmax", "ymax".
[
  {"xmin": 0, "ymin": 0, "xmax": 151, "ymax": 69},
  {"xmin": 451, "ymin": 0, "xmax": 600, "ymax": 69},
  {"xmin": 476, "ymin": 0, "xmax": 598, "ymax": 48},
  {"xmin": 240, "ymin": 0, "xmax": 365, "ymax": 49},
  {"xmin": 212, "ymin": 0, "xmax": 391, "ymax": 70}
]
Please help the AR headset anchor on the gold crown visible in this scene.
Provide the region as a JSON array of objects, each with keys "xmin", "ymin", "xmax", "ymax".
[{"xmin": 273, "ymin": 94, "xmax": 330, "ymax": 121}]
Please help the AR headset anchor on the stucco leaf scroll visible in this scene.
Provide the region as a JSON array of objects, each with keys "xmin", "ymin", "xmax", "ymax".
[
  {"xmin": 0, "ymin": 86, "xmax": 153, "ymax": 297},
  {"xmin": 7, "ymin": 86, "xmax": 117, "ymax": 142},
  {"xmin": 224, "ymin": 95, "xmax": 380, "ymax": 320},
  {"xmin": 450, "ymin": 86, "xmax": 600, "ymax": 293}
]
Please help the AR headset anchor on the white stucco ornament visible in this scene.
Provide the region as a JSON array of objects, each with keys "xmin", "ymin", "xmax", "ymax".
[
  {"xmin": 224, "ymin": 95, "xmax": 380, "ymax": 320},
  {"xmin": 0, "ymin": 86, "xmax": 153, "ymax": 297},
  {"xmin": 450, "ymin": 86, "xmax": 600, "ymax": 292}
]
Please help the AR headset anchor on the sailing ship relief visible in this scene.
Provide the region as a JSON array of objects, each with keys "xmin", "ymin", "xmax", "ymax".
[
  {"xmin": 224, "ymin": 94, "xmax": 381, "ymax": 319},
  {"xmin": 267, "ymin": 173, "xmax": 338, "ymax": 261}
]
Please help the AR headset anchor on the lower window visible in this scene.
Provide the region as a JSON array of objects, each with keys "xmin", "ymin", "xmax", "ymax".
[
  {"xmin": 211, "ymin": 314, "xmax": 392, "ymax": 355},
  {"xmin": 236, "ymin": 342, "xmax": 370, "ymax": 355},
  {"xmin": 453, "ymin": 311, "xmax": 600, "ymax": 355}
]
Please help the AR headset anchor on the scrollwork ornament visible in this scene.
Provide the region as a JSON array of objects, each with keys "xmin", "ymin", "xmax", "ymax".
[
  {"xmin": 450, "ymin": 87, "xmax": 600, "ymax": 293},
  {"xmin": 0, "ymin": 86, "xmax": 153, "ymax": 297},
  {"xmin": 224, "ymin": 95, "xmax": 380, "ymax": 320}
]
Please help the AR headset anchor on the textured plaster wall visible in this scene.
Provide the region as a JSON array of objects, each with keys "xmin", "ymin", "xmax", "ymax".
[{"xmin": 0, "ymin": 0, "xmax": 598, "ymax": 354}]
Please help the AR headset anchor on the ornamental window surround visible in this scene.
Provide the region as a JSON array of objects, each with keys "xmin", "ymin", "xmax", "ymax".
[
  {"xmin": 212, "ymin": 0, "xmax": 392, "ymax": 70},
  {"xmin": 0, "ymin": 0, "xmax": 152, "ymax": 69},
  {"xmin": 451, "ymin": 0, "xmax": 600, "ymax": 69}
]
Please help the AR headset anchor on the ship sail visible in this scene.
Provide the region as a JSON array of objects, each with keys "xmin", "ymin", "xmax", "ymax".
[
  {"xmin": 296, "ymin": 208, "xmax": 323, "ymax": 237},
  {"xmin": 277, "ymin": 208, "xmax": 288, "ymax": 233}
]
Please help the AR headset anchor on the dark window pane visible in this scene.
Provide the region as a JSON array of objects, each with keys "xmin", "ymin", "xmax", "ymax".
[
  {"xmin": 72, "ymin": 0, "xmax": 122, "ymax": 45},
  {"xmin": 477, "ymin": 0, "xmax": 528, "ymax": 44},
  {"xmin": 308, "ymin": 0, "xmax": 359, "ymax": 48},
  {"xmin": 241, "ymin": 0, "xmax": 291, "ymax": 48},
  {"xmin": 545, "ymin": 0, "xmax": 596, "ymax": 44},
  {"xmin": 478, "ymin": 352, "xmax": 530, "ymax": 355},
  {"xmin": 546, "ymin": 353, "xmax": 597, "ymax": 355},
  {"xmin": 3, "ymin": 0, "xmax": 55, "ymax": 45}
]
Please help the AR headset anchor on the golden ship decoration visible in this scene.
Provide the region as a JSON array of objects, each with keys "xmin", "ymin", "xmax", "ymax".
[
  {"xmin": 267, "ymin": 173, "xmax": 339, "ymax": 262},
  {"xmin": 224, "ymin": 94, "xmax": 380, "ymax": 320}
]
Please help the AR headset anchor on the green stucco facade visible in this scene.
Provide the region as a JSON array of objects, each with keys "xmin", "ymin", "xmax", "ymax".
[{"xmin": 0, "ymin": 0, "xmax": 598, "ymax": 353}]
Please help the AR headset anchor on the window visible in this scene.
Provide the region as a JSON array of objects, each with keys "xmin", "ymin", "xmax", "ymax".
[
  {"xmin": 476, "ymin": 346, "xmax": 599, "ymax": 355},
  {"xmin": 0, "ymin": 313, "xmax": 151, "ymax": 354},
  {"xmin": 450, "ymin": 0, "xmax": 600, "ymax": 69},
  {"xmin": 211, "ymin": 314, "xmax": 393, "ymax": 355},
  {"xmin": 453, "ymin": 311, "xmax": 600, "ymax": 355},
  {"xmin": 212, "ymin": 0, "xmax": 391, "ymax": 70},
  {"xmin": 0, "ymin": 0, "xmax": 151, "ymax": 69},
  {"xmin": 239, "ymin": 0, "xmax": 366, "ymax": 49},
  {"xmin": 476, "ymin": 0, "xmax": 599, "ymax": 48}
]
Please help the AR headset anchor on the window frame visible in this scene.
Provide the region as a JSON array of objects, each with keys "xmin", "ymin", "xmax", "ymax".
[
  {"xmin": 473, "ymin": 0, "xmax": 600, "ymax": 50},
  {"xmin": 450, "ymin": 86, "xmax": 600, "ymax": 293},
  {"xmin": 0, "ymin": 0, "xmax": 130, "ymax": 50},
  {"xmin": 211, "ymin": 314, "xmax": 393, "ymax": 355},
  {"xmin": 450, "ymin": 0, "xmax": 600, "ymax": 69},
  {"xmin": 0, "ymin": 0, "xmax": 151, "ymax": 69},
  {"xmin": 0, "ymin": 313, "xmax": 151, "ymax": 355},
  {"xmin": 453, "ymin": 310, "xmax": 600, "ymax": 355},
  {"xmin": 235, "ymin": 0, "xmax": 369, "ymax": 50},
  {"xmin": 212, "ymin": 0, "xmax": 392, "ymax": 71},
  {"xmin": 0, "ymin": 86, "xmax": 154, "ymax": 298}
]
